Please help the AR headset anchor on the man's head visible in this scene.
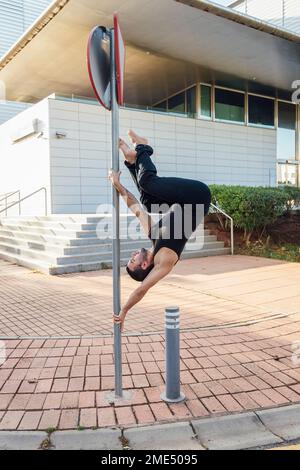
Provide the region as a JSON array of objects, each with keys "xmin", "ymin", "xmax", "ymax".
[{"xmin": 126, "ymin": 248, "xmax": 154, "ymax": 282}]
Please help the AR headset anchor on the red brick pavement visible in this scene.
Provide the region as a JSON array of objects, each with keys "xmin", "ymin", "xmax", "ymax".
[{"xmin": 0, "ymin": 256, "xmax": 300, "ymax": 430}]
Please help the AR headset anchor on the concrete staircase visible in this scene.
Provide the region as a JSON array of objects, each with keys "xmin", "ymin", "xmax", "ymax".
[{"xmin": 0, "ymin": 215, "xmax": 230, "ymax": 275}]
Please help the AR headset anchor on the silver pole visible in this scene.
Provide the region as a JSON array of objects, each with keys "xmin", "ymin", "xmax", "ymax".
[
  {"xmin": 110, "ymin": 28, "xmax": 123, "ymax": 398},
  {"xmin": 161, "ymin": 306, "xmax": 185, "ymax": 403}
]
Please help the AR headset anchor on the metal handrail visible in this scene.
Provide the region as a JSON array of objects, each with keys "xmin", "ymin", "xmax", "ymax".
[
  {"xmin": 0, "ymin": 191, "xmax": 16, "ymax": 202},
  {"xmin": 0, "ymin": 187, "xmax": 47, "ymax": 216},
  {"xmin": 210, "ymin": 203, "xmax": 234, "ymax": 255},
  {"xmin": 0, "ymin": 191, "xmax": 21, "ymax": 216}
]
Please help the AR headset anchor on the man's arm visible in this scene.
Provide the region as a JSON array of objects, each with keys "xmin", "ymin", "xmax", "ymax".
[
  {"xmin": 108, "ymin": 170, "xmax": 152, "ymax": 236},
  {"xmin": 114, "ymin": 261, "xmax": 174, "ymax": 331}
]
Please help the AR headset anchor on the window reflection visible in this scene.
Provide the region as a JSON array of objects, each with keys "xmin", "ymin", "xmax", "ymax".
[
  {"xmin": 200, "ymin": 85, "xmax": 211, "ymax": 118},
  {"xmin": 277, "ymin": 163, "xmax": 298, "ymax": 186},
  {"xmin": 277, "ymin": 102, "xmax": 296, "ymax": 160},
  {"xmin": 215, "ymin": 89, "xmax": 245, "ymax": 123},
  {"xmin": 248, "ymin": 95, "xmax": 274, "ymax": 127}
]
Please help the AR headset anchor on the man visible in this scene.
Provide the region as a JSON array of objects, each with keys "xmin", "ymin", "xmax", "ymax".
[{"xmin": 108, "ymin": 130, "xmax": 211, "ymax": 331}]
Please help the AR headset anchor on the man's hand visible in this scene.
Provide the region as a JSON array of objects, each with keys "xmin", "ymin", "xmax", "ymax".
[
  {"xmin": 113, "ymin": 310, "xmax": 127, "ymax": 333},
  {"xmin": 119, "ymin": 138, "xmax": 127, "ymax": 148},
  {"xmin": 108, "ymin": 169, "xmax": 122, "ymax": 190}
]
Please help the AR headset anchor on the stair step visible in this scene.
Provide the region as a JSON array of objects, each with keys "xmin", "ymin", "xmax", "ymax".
[
  {"xmin": 0, "ymin": 226, "xmax": 211, "ymax": 240},
  {"xmin": 0, "ymin": 230, "xmax": 217, "ymax": 252},
  {"xmin": 0, "ymin": 241, "xmax": 227, "ymax": 266},
  {"xmin": 0, "ymin": 214, "xmax": 231, "ymax": 275},
  {"xmin": 51, "ymin": 247, "xmax": 231, "ymax": 274},
  {"xmin": 0, "ymin": 248, "xmax": 231, "ymax": 276},
  {"xmin": 0, "ymin": 250, "xmax": 52, "ymax": 275},
  {"xmin": 0, "ymin": 214, "xmax": 136, "ymax": 223},
  {"xmin": 0, "ymin": 237, "xmax": 152, "ymax": 255},
  {"xmin": 0, "ymin": 221, "xmax": 132, "ymax": 231}
]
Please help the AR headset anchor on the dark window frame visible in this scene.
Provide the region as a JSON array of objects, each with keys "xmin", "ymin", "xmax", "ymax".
[
  {"xmin": 215, "ymin": 87, "xmax": 245, "ymax": 124},
  {"xmin": 248, "ymin": 94, "xmax": 275, "ymax": 128}
]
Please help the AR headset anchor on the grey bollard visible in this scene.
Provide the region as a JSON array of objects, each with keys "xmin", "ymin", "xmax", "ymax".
[{"xmin": 161, "ymin": 306, "xmax": 185, "ymax": 403}]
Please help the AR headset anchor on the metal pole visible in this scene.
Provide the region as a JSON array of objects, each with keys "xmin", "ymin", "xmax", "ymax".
[
  {"xmin": 161, "ymin": 306, "xmax": 185, "ymax": 403},
  {"xmin": 110, "ymin": 27, "xmax": 123, "ymax": 398}
]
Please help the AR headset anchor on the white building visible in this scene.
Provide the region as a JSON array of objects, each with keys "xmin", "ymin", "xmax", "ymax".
[
  {"xmin": 0, "ymin": 0, "xmax": 299, "ymax": 214},
  {"xmin": 0, "ymin": 0, "xmax": 51, "ymax": 124}
]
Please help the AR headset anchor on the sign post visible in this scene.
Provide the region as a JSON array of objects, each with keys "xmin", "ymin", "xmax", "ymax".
[
  {"xmin": 87, "ymin": 14, "xmax": 126, "ymax": 399},
  {"xmin": 110, "ymin": 26, "xmax": 122, "ymax": 398}
]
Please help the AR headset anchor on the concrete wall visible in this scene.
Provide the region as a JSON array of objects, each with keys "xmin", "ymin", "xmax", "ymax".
[
  {"xmin": 48, "ymin": 97, "xmax": 277, "ymax": 214},
  {"xmin": 49, "ymin": 98, "xmax": 110, "ymax": 214},
  {"xmin": 0, "ymin": 98, "xmax": 50, "ymax": 215}
]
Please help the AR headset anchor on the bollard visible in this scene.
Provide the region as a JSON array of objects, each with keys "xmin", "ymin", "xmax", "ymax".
[{"xmin": 161, "ymin": 306, "xmax": 185, "ymax": 403}]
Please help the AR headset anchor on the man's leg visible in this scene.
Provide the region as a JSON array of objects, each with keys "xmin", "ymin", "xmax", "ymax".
[
  {"xmin": 135, "ymin": 145, "xmax": 211, "ymax": 213},
  {"xmin": 120, "ymin": 137, "xmax": 170, "ymax": 213}
]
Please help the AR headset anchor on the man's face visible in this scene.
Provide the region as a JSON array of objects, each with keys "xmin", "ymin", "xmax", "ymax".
[{"xmin": 127, "ymin": 248, "xmax": 148, "ymax": 272}]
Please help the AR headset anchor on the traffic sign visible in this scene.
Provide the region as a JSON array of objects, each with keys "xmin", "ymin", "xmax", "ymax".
[{"xmin": 87, "ymin": 26, "xmax": 111, "ymax": 110}]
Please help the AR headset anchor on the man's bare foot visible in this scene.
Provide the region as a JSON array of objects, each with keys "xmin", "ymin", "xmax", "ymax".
[
  {"xmin": 119, "ymin": 138, "xmax": 137, "ymax": 164},
  {"xmin": 128, "ymin": 130, "xmax": 148, "ymax": 146}
]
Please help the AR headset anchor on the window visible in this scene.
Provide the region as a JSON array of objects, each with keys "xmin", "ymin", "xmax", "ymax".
[
  {"xmin": 152, "ymin": 101, "xmax": 167, "ymax": 112},
  {"xmin": 215, "ymin": 88, "xmax": 245, "ymax": 123},
  {"xmin": 248, "ymin": 95, "xmax": 274, "ymax": 127},
  {"xmin": 168, "ymin": 91, "xmax": 185, "ymax": 115},
  {"xmin": 277, "ymin": 163, "xmax": 298, "ymax": 186},
  {"xmin": 200, "ymin": 85, "xmax": 211, "ymax": 118},
  {"xmin": 277, "ymin": 102, "xmax": 296, "ymax": 160},
  {"xmin": 187, "ymin": 87, "xmax": 196, "ymax": 118}
]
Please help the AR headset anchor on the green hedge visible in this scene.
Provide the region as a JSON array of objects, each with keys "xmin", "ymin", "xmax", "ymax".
[{"xmin": 209, "ymin": 185, "xmax": 300, "ymax": 242}]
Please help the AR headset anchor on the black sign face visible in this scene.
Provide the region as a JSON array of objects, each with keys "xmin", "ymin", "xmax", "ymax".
[{"xmin": 87, "ymin": 26, "xmax": 111, "ymax": 110}]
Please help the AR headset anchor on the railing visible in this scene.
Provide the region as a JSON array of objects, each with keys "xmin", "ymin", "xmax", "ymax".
[
  {"xmin": 234, "ymin": 0, "xmax": 300, "ymax": 35},
  {"xmin": 0, "ymin": 191, "xmax": 21, "ymax": 216},
  {"xmin": 209, "ymin": 203, "xmax": 234, "ymax": 255},
  {"xmin": 0, "ymin": 188, "xmax": 48, "ymax": 217}
]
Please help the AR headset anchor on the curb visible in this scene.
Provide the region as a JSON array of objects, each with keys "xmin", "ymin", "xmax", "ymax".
[{"xmin": 0, "ymin": 404, "xmax": 300, "ymax": 450}]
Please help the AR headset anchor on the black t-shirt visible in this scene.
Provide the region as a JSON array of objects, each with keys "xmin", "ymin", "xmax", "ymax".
[{"xmin": 148, "ymin": 203, "xmax": 198, "ymax": 262}]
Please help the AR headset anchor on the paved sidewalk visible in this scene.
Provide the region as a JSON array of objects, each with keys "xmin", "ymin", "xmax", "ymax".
[
  {"xmin": 0, "ymin": 404, "xmax": 300, "ymax": 450},
  {"xmin": 0, "ymin": 255, "xmax": 300, "ymax": 432}
]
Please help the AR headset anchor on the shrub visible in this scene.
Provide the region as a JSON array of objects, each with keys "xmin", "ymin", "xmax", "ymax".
[{"xmin": 209, "ymin": 185, "xmax": 288, "ymax": 244}]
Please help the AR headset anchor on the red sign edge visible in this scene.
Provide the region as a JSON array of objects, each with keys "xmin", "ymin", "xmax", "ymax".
[{"xmin": 114, "ymin": 13, "xmax": 125, "ymax": 106}]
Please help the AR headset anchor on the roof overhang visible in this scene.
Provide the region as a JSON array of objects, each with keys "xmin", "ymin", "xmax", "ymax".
[{"xmin": 0, "ymin": 0, "xmax": 299, "ymax": 105}]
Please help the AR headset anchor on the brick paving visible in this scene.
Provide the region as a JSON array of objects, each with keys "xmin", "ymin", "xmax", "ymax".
[{"xmin": 0, "ymin": 255, "xmax": 300, "ymax": 430}]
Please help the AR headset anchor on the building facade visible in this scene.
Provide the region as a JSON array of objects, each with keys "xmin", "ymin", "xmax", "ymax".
[
  {"xmin": 0, "ymin": 0, "xmax": 299, "ymax": 215},
  {"xmin": 0, "ymin": 0, "xmax": 51, "ymax": 124},
  {"xmin": 0, "ymin": 93, "xmax": 278, "ymax": 214},
  {"xmin": 153, "ymin": 81, "xmax": 299, "ymax": 188}
]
